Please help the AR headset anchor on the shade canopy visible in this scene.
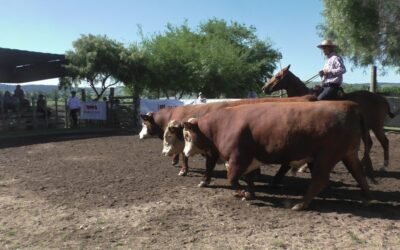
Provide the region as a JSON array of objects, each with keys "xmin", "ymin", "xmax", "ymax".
[{"xmin": 0, "ymin": 47, "xmax": 67, "ymax": 83}]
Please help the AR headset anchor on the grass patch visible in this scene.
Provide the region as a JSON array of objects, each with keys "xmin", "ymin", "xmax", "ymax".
[
  {"xmin": 347, "ymin": 231, "xmax": 365, "ymax": 245},
  {"xmin": 271, "ymin": 240, "xmax": 287, "ymax": 248}
]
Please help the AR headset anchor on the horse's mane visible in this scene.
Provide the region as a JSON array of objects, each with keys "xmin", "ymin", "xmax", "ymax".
[{"xmin": 287, "ymin": 70, "xmax": 306, "ymax": 87}]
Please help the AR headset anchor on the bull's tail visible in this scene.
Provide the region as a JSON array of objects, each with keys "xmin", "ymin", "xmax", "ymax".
[{"xmin": 360, "ymin": 114, "xmax": 377, "ymax": 183}]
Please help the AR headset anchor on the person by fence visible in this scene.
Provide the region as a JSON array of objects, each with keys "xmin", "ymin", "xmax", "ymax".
[
  {"xmin": 67, "ymin": 90, "xmax": 81, "ymax": 128},
  {"xmin": 36, "ymin": 94, "xmax": 51, "ymax": 119}
]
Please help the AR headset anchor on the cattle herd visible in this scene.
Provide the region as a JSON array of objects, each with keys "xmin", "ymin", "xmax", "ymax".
[{"xmin": 139, "ymin": 74, "xmax": 394, "ymax": 211}]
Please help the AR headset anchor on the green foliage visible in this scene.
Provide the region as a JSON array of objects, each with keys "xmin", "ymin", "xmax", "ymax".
[
  {"xmin": 320, "ymin": 0, "xmax": 400, "ymax": 72},
  {"xmin": 62, "ymin": 19, "xmax": 281, "ymax": 99},
  {"xmin": 142, "ymin": 22, "xmax": 200, "ymax": 99},
  {"xmin": 379, "ymin": 86, "xmax": 400, "ymax": 96},
  {"xmin": 115, "ymin": 43, "xmax": 149, "ymax": 98},
  {"xmin": 142, "ymin": 19, "xmax": 281, "ymax": 98},
  {"xmin": 196, "ymin": 19, "xmax": 281, "ymax": 98},
  {"xmin": 61, "ymin": 34, "xmax": 126, "ymax": 100}
]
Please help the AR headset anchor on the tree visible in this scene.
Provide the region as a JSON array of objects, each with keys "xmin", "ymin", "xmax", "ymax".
[
  {"xmin": 319, "ymin": 0, "xmax": 400, "ymax": 72},
  {"xmin": 197, "ymin": 19, "xmax": 281, "ymax": 97},
  {"xmin": 115, "ymin": 43, "xmax": 149, "ymax": 97},
  {"xmin": 141, "ymin": 19, "xmax": 281, "ymax": 98},
  {"xmin": 142, "ymin": 22, "xmax": 201, "ymax": 99},
  {"xmin": 61, "ymin": 34, "xmax": 125, "ymax": 100}
]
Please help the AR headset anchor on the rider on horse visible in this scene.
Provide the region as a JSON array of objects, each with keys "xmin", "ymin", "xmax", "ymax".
[{"xmin": 316, "ymin": 39, "xmax": 346, "ymax": 100}]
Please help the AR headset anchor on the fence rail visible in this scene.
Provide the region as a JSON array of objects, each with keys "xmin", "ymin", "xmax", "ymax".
[
  {"xmin": 0, "ymin": 95, "xmax": 139, "ymax": 133},
  {"xmin": 0, "ymin": 93, "xmax": 399, "ymax": 133}
]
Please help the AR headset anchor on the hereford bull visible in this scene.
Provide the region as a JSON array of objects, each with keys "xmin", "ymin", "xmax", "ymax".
[
  {"xmin": 182, "ymin": 101, "xmax": 372, "ymax": 210},
  {"xmin": 140, "ymin": 95, "xmax": 316, "ymax": 176}
]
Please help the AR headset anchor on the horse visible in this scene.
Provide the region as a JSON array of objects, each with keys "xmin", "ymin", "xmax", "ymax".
[{"xmin": 262, "ymin": 65, "xmax": 395, "ymax": 169}]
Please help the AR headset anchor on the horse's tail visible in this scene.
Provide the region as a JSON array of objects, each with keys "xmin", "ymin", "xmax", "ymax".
[{"xmin": 388, "ymin": 110, "xmax": 395, "ymax": 119}]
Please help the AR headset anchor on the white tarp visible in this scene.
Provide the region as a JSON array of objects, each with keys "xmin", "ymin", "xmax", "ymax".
[
  {"xmin": 139, "ymin": 98, "xmax": 241, "ymax": 114},
  {"xmin": 80, "ymin": 101, "xmax": 107, "ymax": 120},
  {"xmin": 140, "ymin": 99, "xmax": 185, "ymax": 114}
]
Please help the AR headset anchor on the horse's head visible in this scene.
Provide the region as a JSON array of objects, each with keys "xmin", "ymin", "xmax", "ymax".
[{"xmin": 262, "ymin": 65, "xmax": 291, "ymax": 94}]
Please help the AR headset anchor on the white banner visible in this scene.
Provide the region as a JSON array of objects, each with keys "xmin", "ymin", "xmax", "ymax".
[{"xmin": 80, "ymin": 101, "xmax": 107, "ymax": 120}]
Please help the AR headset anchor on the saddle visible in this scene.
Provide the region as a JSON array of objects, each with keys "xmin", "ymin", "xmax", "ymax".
[{"xmin": 311, "ymin": 85, "xmax": 345, "ymax": 100}]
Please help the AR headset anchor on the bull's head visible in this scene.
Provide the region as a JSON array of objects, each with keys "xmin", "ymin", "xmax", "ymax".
[
  {"xmin": 261, "ymin": 65, "xmax": 291, "ymax": 94},
  {"xmin": 162, "ymin": 120, "xmax": 185, "ymax": 156},
  {"xmin": 183, "ymin": 118, "xmax": 205, "ymax": 157},
  {"xmin": 139, "ymin": 112, "xmax": 161, "ymax": 139}
]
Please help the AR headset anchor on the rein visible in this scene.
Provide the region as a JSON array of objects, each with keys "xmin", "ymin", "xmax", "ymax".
[{"xmin": 304, "ymin": 73, "xmax": 320, "ymax": 85}]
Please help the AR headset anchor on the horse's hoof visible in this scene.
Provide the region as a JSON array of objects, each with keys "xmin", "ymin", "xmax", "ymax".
[
  {"xmin": 178, "ymin": 170, "xmax": 187, "ymax": 176},
  {"xmin": 197, "ymin": 181, "xmax": 209, "ymax": 187},
  {"xmin": 244, "ymin": 191, "xmax": 255, "ymax": 200},
  {"xmin": 291, "ymin": 203, "xmax": 306, "ymax": 211},
  {"xmin": 171, "ymin": 161, "xmax": 179, "ymax": 166}
]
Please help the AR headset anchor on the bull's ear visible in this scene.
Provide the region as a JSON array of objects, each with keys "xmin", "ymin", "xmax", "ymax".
[
  {"xmin": 168, "ymin": 126, "xmax": 177, "ymax": 134},
  {"xmin": 140, "ymin": 114, "xmax": 150, "ymax": 121},
  {"xmin": 183, "ymin": 122, "xmax": 193, "ymax": 131}
]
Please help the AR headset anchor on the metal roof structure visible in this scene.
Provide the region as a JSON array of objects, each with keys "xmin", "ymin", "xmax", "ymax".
[{"xmin": 0, "ymin": 47, "xmax": 67, "ymax": 83}]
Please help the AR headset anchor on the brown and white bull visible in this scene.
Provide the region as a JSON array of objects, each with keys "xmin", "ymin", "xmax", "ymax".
[
  {"xmin": 182, "ymin": 101, "xmax": 373, "ymax": 210},
  {"xmin": 140, "ymin": 96, "xmax": 316, "ymax": 176}
]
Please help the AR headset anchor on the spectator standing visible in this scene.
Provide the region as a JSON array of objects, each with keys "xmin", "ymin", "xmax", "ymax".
[
  {"xmin": 67, "ymin": 90, "xmax": 81, "ymax": 128},
  {"xmin": 195, "ymin": 92, "xmax": 207, "ymax": 104},
  {"xmin": 13, "ymin": 84, "xmax": 25, "ymax": 101},
  {"xmin": 36, "ymin": 94, "xmax": 51, "ymax": 118}
]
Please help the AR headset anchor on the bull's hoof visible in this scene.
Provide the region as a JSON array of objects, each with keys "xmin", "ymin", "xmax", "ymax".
[
  {"xmin": 197, "ymin": 181, "xmax": 209, "ymax": 187},
  {"xmin": 291, "ymin": 203, "xmax": 307, "ymax": 211},
  {"xmin": 244, "ymin": 191, "xmax": 255, "ymax": 200},
  {"xmin": 234, "ymin": 190, "xmax": 254, "ymax": 200},
  {"xmin": 178, "ymin": 170, "xmax": 188, "ymax": 176}
]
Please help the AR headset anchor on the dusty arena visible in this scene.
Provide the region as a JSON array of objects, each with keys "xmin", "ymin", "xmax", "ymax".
[{"xmin": 0, "ymin": 132, "xmax": 399, "ymax": 249}]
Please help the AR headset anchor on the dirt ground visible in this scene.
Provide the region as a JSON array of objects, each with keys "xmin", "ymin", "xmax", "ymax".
[{"xmin": 0, "ymin": 131, "xmax": 399, "ymax": 249}]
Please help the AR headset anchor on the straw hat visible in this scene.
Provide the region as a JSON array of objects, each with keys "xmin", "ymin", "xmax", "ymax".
[{"xmin": 317, "ymin": 39, "xmax": 338, "ymax": 48}]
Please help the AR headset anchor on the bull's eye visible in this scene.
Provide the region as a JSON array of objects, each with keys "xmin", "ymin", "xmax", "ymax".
[{"xmin": 184, "ymin": 134, "xmax": 191, "ymax": 142}]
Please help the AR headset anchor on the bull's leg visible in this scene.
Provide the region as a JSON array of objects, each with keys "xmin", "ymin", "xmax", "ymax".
[
  {"xmin": 342, "ymin": 153, "xmax": 371, "ymax": 199},
  {"xmin": 271, "ymin": 164, "xmax": 291, "ymax": 187},
  {"xmin": 227, "ymin": 155, "xmax": 253, "ymax": 200},
  {"xmin": 198, "ymin": 154, "xmax": 218, "ymax": 187},
  {"xmin": 171, "ymin": 154, "xmax": 179, "ymax": 166},
  {"xmin": 178, "ymin": 154, "xmax": 189, "ymax": 176},
  {"xmin": 242, "ymin": 171, "xmax": 256, "ymax": 200},
  {"xmin": 292, "ymin": 160, "xmax": 335, "ymax": 211},
  {"xmin": 372, "ymin": 128, "xmax": 389, "ymax": 168}
]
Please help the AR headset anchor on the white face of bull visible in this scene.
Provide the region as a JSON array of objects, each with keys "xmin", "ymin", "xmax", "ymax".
[
  {"xmin": 162, "ymin": 122, "xmax": 185, "ymax": 156},
  {"xmin": 183, "ymin": 125, "xmax": 204, "ymax": 157},
  {"xmin": 139, "ymin": 113, "xmax": 157, "ymax": 140},
  {"xmin": 139, "ymin": 122, "xmax": 151, "ymax": 139}
]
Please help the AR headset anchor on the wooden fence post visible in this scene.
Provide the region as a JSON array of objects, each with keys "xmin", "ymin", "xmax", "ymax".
[{"xmin": 370, "ymin": 65, "xmax": 377, "ymax": 93}]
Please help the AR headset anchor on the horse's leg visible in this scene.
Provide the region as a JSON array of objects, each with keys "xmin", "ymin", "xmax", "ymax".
[{"xmin": 372, "ymin": 127, "xmax": 389, "ymax": 168}]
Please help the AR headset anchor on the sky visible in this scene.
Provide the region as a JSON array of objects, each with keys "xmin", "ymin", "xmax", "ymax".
[{"xmin": 1, "ymin": 0, "xmax": 399, "ymax": 85}]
